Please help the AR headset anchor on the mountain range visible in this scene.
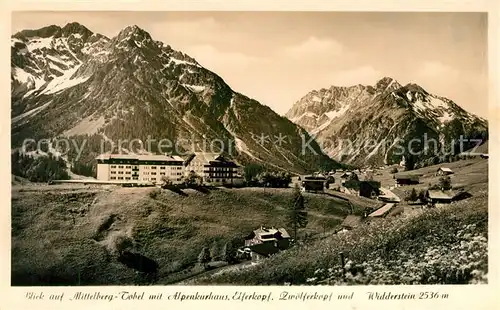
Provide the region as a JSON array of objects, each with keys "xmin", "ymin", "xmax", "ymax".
[
  {"xmin": 11, "ymin": 23, "xmax": 339, "ymax": 174},
  {"xmin": 286, "ymin": 77, "xmax": 488, "ymax": 168}
]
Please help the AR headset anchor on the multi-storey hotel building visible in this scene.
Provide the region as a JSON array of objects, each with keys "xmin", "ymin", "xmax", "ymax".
[
  {"xmin": 184, "ymin": 152, "xmax": 240, "ymax": 185},
  {"xmin": 96, "ymin": 154, "xmax": 184, "ymax": 184}
]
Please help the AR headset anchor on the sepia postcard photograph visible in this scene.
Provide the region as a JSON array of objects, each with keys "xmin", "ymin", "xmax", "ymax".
[{"xmin": 3, "ymin": 1, "xmax": 499, "ymax": 309}]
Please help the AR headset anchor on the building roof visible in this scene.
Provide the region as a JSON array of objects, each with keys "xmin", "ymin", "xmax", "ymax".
[
  {"xmin": 250, "ymin": 226, "xmax": 291, "ymax": 240},
  {"xmin": 368, "ymin": 203, "xmax": 395, "ymax": 217},
  {"xmin": 427, "ymin": 190, "xmax": 453, "ymax": 200},
  {"xmin": 438, "ymin": 167, "xmax": 453, "ymax": 172},
  {"xmin": 184, "ymin": 152, "xmax": 239, "ymax": 167},
  {"xmin": 96, "ymin": 153, "xmax": 184, "ymax": 162},
  {"xmin": 137, "ymin": 154, "xmax": 184, "ymax": 161},
  {"xmin": 96, "ymin": 153, "xmax": 138, "ymax": 160},
  {"xmin": 277, "ymin": 228, "xmax": 291, "ymax": 238},
  {"xmin": 341, "ymin": 215, "xmax": 362, "ymax": 229}
]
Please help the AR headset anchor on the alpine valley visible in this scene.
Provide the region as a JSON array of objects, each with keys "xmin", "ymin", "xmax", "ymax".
[
  {"xmin": 11, "ymin": 23, "xmax": 339, "ymax": 175},
  {"xmin": 286, "ymin": 77, "xmax": 488, "ymax": 168}
]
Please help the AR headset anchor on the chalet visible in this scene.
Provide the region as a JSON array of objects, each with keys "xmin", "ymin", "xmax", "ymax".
[
  {"xmin": 244, "ymin": 226, "xmax": 291, "ymax": 260},
  {"xmin": 426, "ymin": 190, "xmax": 453, "ymax": 204},
  {"xmin": 183, "ymin": 152, "xmax": 239, "ymax": 186},
  {"xmin": 367, "ymin": 203, "xmax": 396, "ymax": 218},
  {"xmin": 436, "ymin": 167, "xmax": 454, "ymax": 176},
  {"xmin": 341, "ymin": 215, "xmax": 363, "ymax": 230},
  {"xmin": 301, "ymin": 175, "xmax": 326, "ymax": 192},
  {"xmin": 359, "ymin": 181, "xmax": 381, "ymax": 199},
  {"xmin": 426, "ymin": 189, "xmax": 472, "ymax": 205},
  {"xmin": 395, "ymin": 174, "xmax": 419, "ymax": 186}
]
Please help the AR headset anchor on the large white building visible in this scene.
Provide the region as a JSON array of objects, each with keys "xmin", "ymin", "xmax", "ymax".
[{"xmin": 96, "ymin": 154, "xmax": 185, "ymax": 184}]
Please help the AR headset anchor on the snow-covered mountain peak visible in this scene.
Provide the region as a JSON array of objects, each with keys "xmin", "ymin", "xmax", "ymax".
[
  {"xmin": 11, "ymin": 22, "xmax": 340, "ymax": 174},
  {"xmin": 114, "ymin": 25, "xmax": 155, "ymax": 49},
  {"xmin": 374, "ymin": 76, "xmax": 402, "ymax": 93},
  {"xmin": 287, "ymin": 76, "xmax": 488, "ymax": 166}
]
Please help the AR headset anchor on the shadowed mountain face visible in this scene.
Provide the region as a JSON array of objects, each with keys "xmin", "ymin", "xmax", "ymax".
[
  {"xmin": 11, "ymin": 23, "xmax": 340, "ymax": 174},
  {"xmin": 286, "ymin": 77, "xmax": 488, "ymax": 168}
]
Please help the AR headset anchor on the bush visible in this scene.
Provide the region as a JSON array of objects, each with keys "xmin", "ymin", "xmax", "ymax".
[
  {"xmin": 244, "ymin": 164, "xmax": 265, "ymax": 183},
  {"xmin": 198, "ymin": 247, "xmax": 211, "ymax": 265},
  {"xmin": 439, "ymin": 176, "xmax": 452, "ymax": 190},
  {"xmin": 149, "ymin": 188, "xmax": 161, "ymax": 199},
  {"xmin": 107, "ymin": 232, "xmax": 134, "ymax": 256},
  {"xmin": 255, "ymin": 171, "xmax": 292, "ymax": 188},
  {"xmin": 406, "ymin": 188, "xmax": 418, "ymax": 202},
  {"xmin": 418, "ymin": 190, "xmax": 427, "ymax": 203}
]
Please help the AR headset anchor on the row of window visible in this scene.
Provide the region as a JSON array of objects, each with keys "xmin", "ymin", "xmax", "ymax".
[
  {"xmin": 111, "ymin": 171, "xmax": 132, "ymax": 175},
  {"xmin": 143, "ymin": 178, "xmax": 183, "ymax": 182},
  {"xmin": 108, "ymin": 165, "xmax": 184, "ymax": 170},
  {"xmin": 208, "ymin": 167, "xmax": 234, "ymax": 171},
  {"xmin": 209, "ymin": 173, "xmax": 232, "ymax": 177},
  {"xmin": 142, "ymin": 171, "xmax": 183, "ymax": 176},
  {"xmin": 143, "ymin": 166, "xmax": 183, "ymax": 170},
  {"xmin": 110, "ymin": 176, "xmax": 132, "ymax": 180}
]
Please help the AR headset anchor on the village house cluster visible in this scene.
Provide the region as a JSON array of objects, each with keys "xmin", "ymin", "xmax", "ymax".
[{"xmin": 96, "ymin": 152, "xmax": 242, "ymax": 186}]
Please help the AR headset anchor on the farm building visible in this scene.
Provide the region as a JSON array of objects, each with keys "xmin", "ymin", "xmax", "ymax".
[
  {"xmin": 395, "ymin": 174, "xmax": 419, "ymax": 186},
  {"xmin": 359, "ymin": 181, "xmax": 381, "ymax": 199},
  {"xmin": 426, "ymin": 190, "xmax": 454, "ymax": 204},
  {"xmin": 426, "ymin": 190, "xmax": 472, "ymax": 205},
  {"xmin": 300, "ymin": 175, "xmax": 326, "ymax": 192},
  {"xmin": 436, "ymin": 167, "xmax": 454, "ymax": 176},
  {"xmin": 244, "ymin": 226, "xmax": 291, "ymax": 260}
]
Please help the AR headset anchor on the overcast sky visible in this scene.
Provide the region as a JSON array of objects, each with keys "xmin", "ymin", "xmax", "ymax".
[{"xmin": 12, "ymin": 11, "xmax": 488, "ymax": 118}]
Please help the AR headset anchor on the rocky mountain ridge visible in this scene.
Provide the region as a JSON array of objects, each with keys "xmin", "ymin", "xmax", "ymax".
[
  {"xmin": 286, "ymin": 77, "xmax": 488, "ymax": 168},
  {"xmin": 11, "ymin": 23, "xmax": 340, "ymax": 174}
]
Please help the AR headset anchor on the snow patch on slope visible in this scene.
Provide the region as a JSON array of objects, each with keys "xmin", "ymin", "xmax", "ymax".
[
  {"xmin": 312, "ymin": 95, "xmax": 321, "ymax": 102},
  {"xmin": 27, "ymin": 37, "xmax": 53, "ymax": 51},
  {"xmin": 438, "ymin": 111, "xmax": 453, "ymax": 124},
  {"xmin": 182, "ymin": 84, "xmax": 206, "ymax": 93},
  {"xmin": 12, "ymin": 101, "xmax": 53, "ymax": 123},
  {"xmin": 170, "ymin": 58, "xmax": 200, "ymax": 67},
  {"xmin": 325, "ymin": 105, "xmax": 349, "ymax": 119},
  {"xmin": 41, "ymin": 65, "xmax": 90, "ymax": 95}
]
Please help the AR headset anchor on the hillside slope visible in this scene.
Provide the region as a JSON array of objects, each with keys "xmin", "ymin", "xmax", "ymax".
[
  {"xmin": 11, "ymin": 185, "xmax": 364, "ymax": 285},
  {"xmin": 195, "ymin": 190, "xmax": 488, "ymax": 285}
]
